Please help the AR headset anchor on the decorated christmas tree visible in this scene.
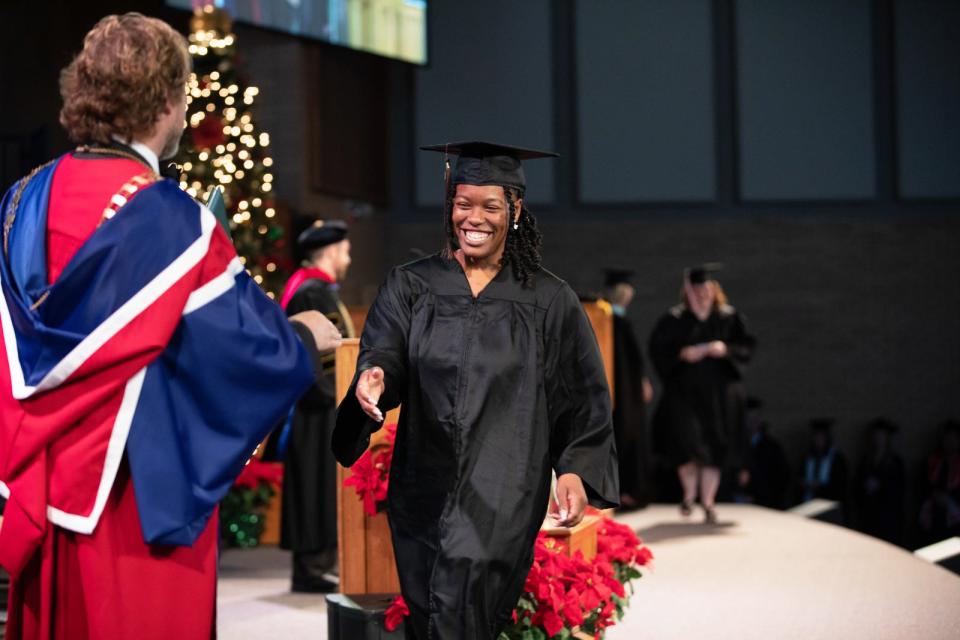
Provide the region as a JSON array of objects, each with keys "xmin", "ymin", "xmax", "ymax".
[{"xmin": 174, "ymin": 6, "xmax": 289, "ymax": 298}]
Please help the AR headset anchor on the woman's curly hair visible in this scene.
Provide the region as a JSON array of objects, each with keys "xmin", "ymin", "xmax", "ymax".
[
  {"xmin": 59, "ymin": 13, "xmax": 191, "ymax": 144},
  {"xmin": 442, "ymin": 183, "xmax": 543, "ymax": 287}
]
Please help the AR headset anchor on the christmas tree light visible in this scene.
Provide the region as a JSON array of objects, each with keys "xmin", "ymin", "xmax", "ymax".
[{"xmin": 174, "ymin": 5, "xmax": 290, "ymax": 298}]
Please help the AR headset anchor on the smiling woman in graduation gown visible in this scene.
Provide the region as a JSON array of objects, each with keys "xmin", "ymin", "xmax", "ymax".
[{"xmin": 334, "ymin": 142, "xmax": 619, "ymax": 640}]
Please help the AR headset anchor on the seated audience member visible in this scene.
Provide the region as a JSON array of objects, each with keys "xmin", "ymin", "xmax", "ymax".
[
  {"xmin": 854, "ymin": 418, "xmax": 905, "ymax": 545},
  {"xmin": 918, "ymin": 420, "xmax": 960, "ymax": 546},
  {"xmin": 736, "ymin": 397, "xmax": 790, "ymax": 509},
  {"xmin": 799, "ymin": 418, "xmax": 849, "ymax": 517}
]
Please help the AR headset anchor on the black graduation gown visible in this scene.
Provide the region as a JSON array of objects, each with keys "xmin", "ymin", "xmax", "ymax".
[
  {"xmin": 280, "ymin": 278, "xmax": 354, "ymax": 555},
  {"xmin": 855, "ymin": 452, "xmax": 905, "ymax": 544},
  {"xmin": 800, "ymin": 449, "xmax": 849, "ymax": 513},
  {"xmin": 611, "ymin": 312, "xmax": 650, "ymax": 503},
  {"xmin": 648, "ymin": 304, "xmax": 755, "ymax": 469},
  {"xmin": 334, "ymin": 255, "xmax": 619, "ymax": 640},
  {"xmin": 743, "ymin": 428, "xmax": 790, "ymax": 509}
]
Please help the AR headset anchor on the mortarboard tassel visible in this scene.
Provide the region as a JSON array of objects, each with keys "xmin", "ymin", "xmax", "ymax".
[
  {"xmin": 441, "ymin": 144, "xmax": 453, "ymax": 257},
  {"xmin": 442, "ymin": 143, "xmax": 451, "ymax": 199}
]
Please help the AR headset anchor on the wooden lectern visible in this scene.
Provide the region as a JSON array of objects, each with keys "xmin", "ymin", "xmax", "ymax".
[
  {"xmin": 335, "ymin": 302, "xmax": 613, "ymax": 594},
  {"xmin": 336, "ymin": 339, "xmax": 401, "ymax": 593}
]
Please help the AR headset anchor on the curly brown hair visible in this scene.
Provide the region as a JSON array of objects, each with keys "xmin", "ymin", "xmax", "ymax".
[{"xmin": 59, "ymin": 13, "xmax": 190, "ymax": 144}]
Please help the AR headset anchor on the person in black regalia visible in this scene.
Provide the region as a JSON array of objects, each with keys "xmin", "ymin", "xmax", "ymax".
[
  {"xmin": 735, "ymin": 397, "xmax": 790, "ymax": 509},
  {"xmin": 853, "ymin": 418, "xmax": 905, "ymax": 545},
  {"xmin": 277, "ymin": 219, "xmax": 356, "ymax": 592},
  {"xmin": 333, "ymin": 141, "xmax": 619, "ymax": 640},
  {"xmin": 799, "ymin": 418, "xmax": 849, "ymax": 511},
  {"xmin": 918, "ymin": 420, "xmax": 960, "ymax": 545},
  {"xmin": 648, "ymin": 265, "xmax": 755, "ymax": 523},
  {"xmin": 603, "ymin": 268, "xmax": 654, "ymax": 509}
]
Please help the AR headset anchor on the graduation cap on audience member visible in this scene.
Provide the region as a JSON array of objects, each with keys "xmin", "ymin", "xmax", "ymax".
[
  {"xmin": 296, "ymin": 219, "xmax": 348, "ymax": 253},
  {"xmin": 419, "ymin": 141, "xmax": 559, "ymax": 193},
  {"xmin": 603, "ymin": 267, "xmax": 635, "ymax": 289},
  {"xmin": 809, "ymin": 417, "xmax": 835, "ymax": 433},
  {"xmin": 865, "ymin": 418, "xmax": 899, "ymax": 434},
  {"xmin": 685, "ymin": 262, "xmax": 724, "ymax": 284}
]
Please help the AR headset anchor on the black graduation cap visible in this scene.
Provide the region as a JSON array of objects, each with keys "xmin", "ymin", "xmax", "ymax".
[
  {"xmin": 297, "ymin": 219, "xmax": 348, "ymax": 252},
  {"xmin": 685, "ymin": 262, "xmax": 723, "ymax": 284},
  {"xmin": 809, "ymin": 417, "xmax": 835, "ymax": 433},
  {"xmin": 419, "ymin": 141, "xmax": 559, "ymax": 192},
  {"xmin": 603, "ymin": 268, "xmax": 635, "ymax": 288},
  {"xmin": 865, "ymin": 418, "xmax": 899, "ymax": 434}
]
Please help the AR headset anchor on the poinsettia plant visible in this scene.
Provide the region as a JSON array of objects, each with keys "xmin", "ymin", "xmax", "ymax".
[
  {"xmin": 220, "ymin": 458, "xmax": 283, "ymax": 548},
  {"xmin": 343, "ymin": 422, "xmax": 398, "ymax": 516},
  {"xmin": 496, "ymin": 517, "xmax": 652, "ymax": 639}
]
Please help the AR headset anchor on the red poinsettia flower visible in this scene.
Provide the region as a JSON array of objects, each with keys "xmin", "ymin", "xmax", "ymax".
[
  {"xmin": 344, "ymin": 423, "xmax": 397, "ymax": 516},
  {"xmin": 540, "ymin": 610, "xmax": 565, "ymax": 637},
  {"xmin": 234, "ymin": 459, "xmax": 283, "ymax": 489},
  {"xmin": 383, "ymin": 595, "xmax": 409, "ymax": 631},
  {"xmin": 596, "ymin": 517, "xmax": 654, "ymax": 567},
  {"xmin": 560, "ymin": 586, "xmax": 585, "ymax": 627},
  {"xmin": 637, "ymin": 545, "xmax": 654, "ymax": 566}
]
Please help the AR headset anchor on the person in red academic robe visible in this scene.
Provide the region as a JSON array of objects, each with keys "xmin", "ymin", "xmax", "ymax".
[{"xmin": 0, "ymin": 13, "xmax": 340, "ymax": 639}]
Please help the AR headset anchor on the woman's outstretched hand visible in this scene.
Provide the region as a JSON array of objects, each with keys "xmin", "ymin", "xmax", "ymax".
[
  {"xmin": 356, "ymin": 366, "xmax": 386, "ymax": 422},
  {"xmin": 549, "ymin": 473, "xmax": 588, "ymax": 527}
]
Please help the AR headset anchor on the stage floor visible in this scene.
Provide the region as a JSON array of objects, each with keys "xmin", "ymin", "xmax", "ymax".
[
  {"xmin": 216, "ymin": 504, "xmax": 960, "ymax": 639},
  {"xmin": 607, "ymin": 504, "xmax": 960, "ymax": 640}
]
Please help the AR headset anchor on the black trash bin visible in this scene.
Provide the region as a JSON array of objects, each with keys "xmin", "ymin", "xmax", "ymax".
[{"xmin": 326, "ymin": 593, "xmax": 404, "ymax": 640}]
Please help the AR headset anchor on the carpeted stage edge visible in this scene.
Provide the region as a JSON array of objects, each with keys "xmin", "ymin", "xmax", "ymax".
[{"xmin": 216, "ymin": 504, "xmax": 960, "ymax": 639}]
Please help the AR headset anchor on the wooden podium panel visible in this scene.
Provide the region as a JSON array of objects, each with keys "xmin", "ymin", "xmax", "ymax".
[
  {"xmin": 581, "ymin": 301, "xmax": 615, "ymax": 407},
  {"xmin": 336, "ymin": 339, "xmax": 401, "ymax": 594},
  {"xmin": 259, "ymin": 471, "xmax": 282, "ymax": 546},
  {"xmin": 346, "ymin": 306, "xmax": 368, "ymax": 338}
]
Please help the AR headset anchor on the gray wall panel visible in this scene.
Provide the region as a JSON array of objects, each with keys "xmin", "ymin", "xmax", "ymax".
[
  {"xmin": 737, "ymin": 0, "xmax": 876, "ymax": 200},
  {"xmin": 414, "ymin": 0, "xmax": 554, "ymax": 205},
  {"xmin": 896, "ymin": 0, "xmax": 960, "ymax": 199},
  {"xmin": 576, "ymin": 0, "xmax": 716, "ymax": 203}
]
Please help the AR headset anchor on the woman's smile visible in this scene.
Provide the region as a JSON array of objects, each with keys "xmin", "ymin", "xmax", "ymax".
[{"xmin": 460, "ymin": 227, "xmax": 493, "ymax": 246}]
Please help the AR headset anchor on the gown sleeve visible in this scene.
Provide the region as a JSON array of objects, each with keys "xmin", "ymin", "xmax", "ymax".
[
  {"xmin": 125, "ymin": 264, "xmax": 316, "ymax": 545},
  {"xmin": 725, "ymin": 311, "xmax": 756, "ymax": 367},
  {"xmin": 333, "ymin": 267, "xmax": 413, "ymax": 466},
  {"xmin": 648, "ymin": 312, "xmax": 684, "ymax": 383},
  {"xmin": 544, "ymin": 284, "xmax": 620, "ymax": 508},
  {"xmin": 288, "ymin": 320, "xmax": 333, "ymax": 401}
]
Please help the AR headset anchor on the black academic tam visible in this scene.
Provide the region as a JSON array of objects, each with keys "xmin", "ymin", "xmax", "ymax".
[
  {"xmin": 420, "ymin": 141, "xmax": 558, "ymax": 192},
  {"xmin": 334, "ymin": 254, "xmax": 618, "ymax": 640}
]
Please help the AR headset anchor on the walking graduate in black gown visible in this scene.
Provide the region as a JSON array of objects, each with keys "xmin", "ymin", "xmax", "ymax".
[
  {"xmin": 334, "ymin": 141, "xmax": 619, "ymax": 640},
  {"xmin": 649, "ymin": 265, "xmax": 755, "ymax": 523}
]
